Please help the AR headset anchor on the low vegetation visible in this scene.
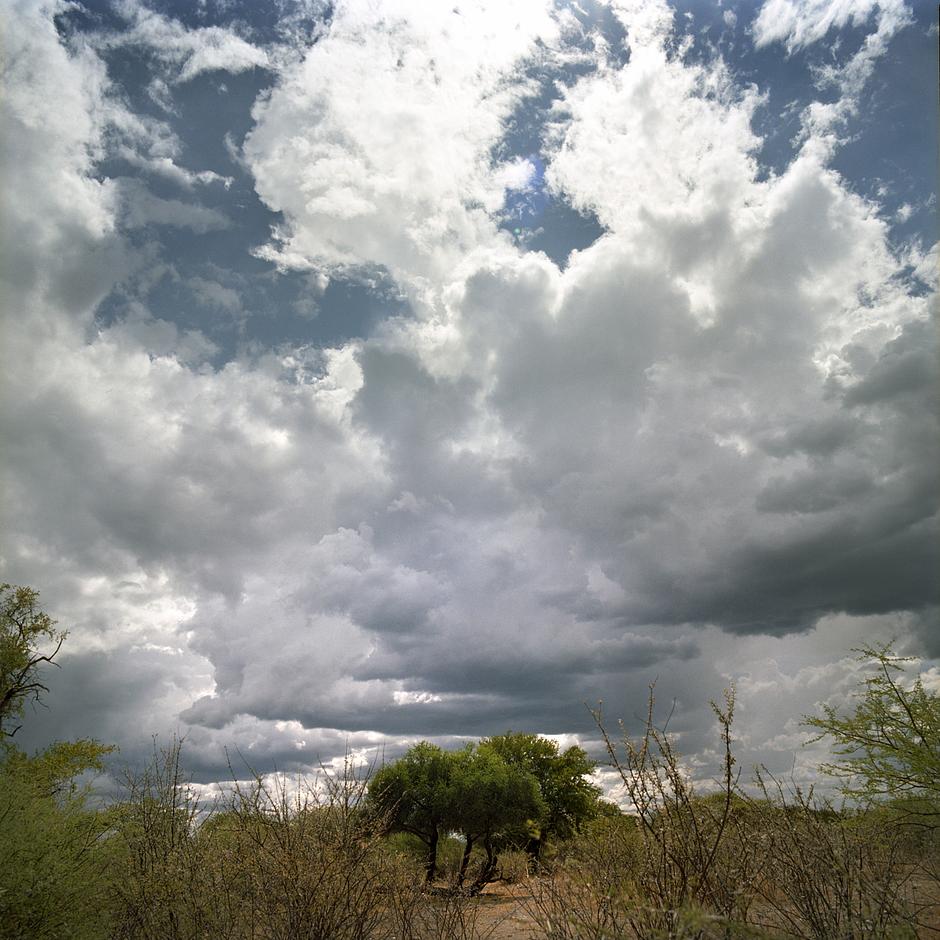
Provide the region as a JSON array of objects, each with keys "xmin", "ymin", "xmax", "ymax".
[
  {"xmin": 529, "ymin": 677, "xmax": 939, "ymax": 938},
  {"xmin": 2, "ymin": 583, "xmax": 939, "ymax": 938}
]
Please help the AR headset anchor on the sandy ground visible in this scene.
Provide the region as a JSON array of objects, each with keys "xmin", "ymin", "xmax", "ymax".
[
  {"xmin": 436, "ymin": 873, "xmax": 940, "ymax": 939},
  {"xmin": 472, "ymin": 882, "xmax": 542, "ymax": 939}
]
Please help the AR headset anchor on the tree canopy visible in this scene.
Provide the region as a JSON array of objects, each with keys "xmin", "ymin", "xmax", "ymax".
[
  {"xmin": 480, "ymin": 731, "xmax": 600, "ymax": 857},
  {"xmin": 368, "ymin": 732, "xmax": 599, "ymax": 887},
  {"xmin": 803, "ymin": 643, "xmax": 940, "ymax": 819},
  {"xmin": 368, "ymin": 741, "xmax": 456, "ymax": 880},
  {"xmin": 446, "ymin": 744, "xmax": 545, "ymax": 890},
  {"xmin": 0, "ymin": 586, "xmax": 114, "ymax": 938},
  {"xmin": 1, "ymin": 584, "xmax": 67, "ymax": 742}
]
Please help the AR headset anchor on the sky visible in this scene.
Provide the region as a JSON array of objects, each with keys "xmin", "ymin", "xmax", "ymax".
[{"xmin": 1, "ymin": 0, "xmax": 937, "ymax": 796}]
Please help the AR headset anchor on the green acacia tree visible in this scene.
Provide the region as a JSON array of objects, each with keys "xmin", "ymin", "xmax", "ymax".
[
  {"xmin": 804, "ymin": 643, "xmax": 940, "ymax": 819},
  {"xmin": 368, "ymin": 739, "xmax": 554, "ymax": 890},
  {"xmin": 480, "ymin": 731, "xmax": 600, "ymax": 861},
  {"xmin": 447, "ymin": 744, "xmax": 545, "ymax": 893},
  {"xmin": 368, "ymin": 741, "xmax": 456, "ymax": 881}
]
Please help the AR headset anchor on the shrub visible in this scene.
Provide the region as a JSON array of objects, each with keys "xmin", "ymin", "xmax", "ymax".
[
  {"xmin": 526, "ymin": 681, "xmax": 924, "ymax": 939},
  {"xmin": 107, "ymin": 739, "xmax": 483, "ymax": 940},
  {"xmin": 0, "ymin": 746, "xmax": 113, "ymax": 940},
  {"xmin": 746, "ymin": 772, "xmax": 919, "ymax": 938},
  {"xmin": 498, "ymin": 848, "xmax": 532, "ymax": 884}
]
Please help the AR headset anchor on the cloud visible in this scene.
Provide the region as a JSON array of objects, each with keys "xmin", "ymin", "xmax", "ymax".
[
  {"xmin": 244, "ymin": 0, "xmax": 561, "ymax": 279},
  {"xmin": 0, "ymin": 0, "xmax": 126, "ymax": 324},
  {"xmin": 547, "ymin": 17, "xmax": 763, "ymax": 255},
  {"xmin": 117, "ymin": 151, "xmax": 233, "ymax": 190},
  {"xmin": 494, "ymin": 157, "xmax": 538, "ymax": 193},
  {"xmin": 118, "ymin": 179, "xmax": 232, "ymax": 231},
  {"xmin": 753, "ymin": 0, "xmax": 910, "ymax": 52},
  {"xmin": 97, "ymin": 92, "xmax": 233, "ymax": 193},
  {"xmin": 754, "ymin": 0, "xmax": 913, "ymax": 145},
  {"xmin": 107, "ymin": 0, "xmax": 270, "ymax": 83},
  {"xmin": 1, "ymin": 0, "xmax": 936, "ymax": 791},
  {"xmin": 189, "ymin": 277, "xmax": 244, "ymax": 314}
]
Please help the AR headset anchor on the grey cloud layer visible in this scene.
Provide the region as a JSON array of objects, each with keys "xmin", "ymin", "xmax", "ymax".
[{"xmin": 2, "ymin": 0, "xmax": 936, "ymax": 784}]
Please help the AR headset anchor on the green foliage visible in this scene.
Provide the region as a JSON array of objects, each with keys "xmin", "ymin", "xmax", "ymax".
[
  {"xmin": 368, "ymin": 734, "xmax": 599, "ymax": 889},
  {"xmin": 383, "ymin": 830, "xmax": 467, "ymax": 877},
  {"xmin": 106, "ymin": 737, "xmax": 211, "ymax": 939},
  {"xmin": 0, "ymin": 586, "xmax": 116, "ymax": 939},
  {"xmin": 0, "ymin": 746, "xmax": 114, "ymax": 940},
  {"xmin": 368, "ymin": 740, "xmax": 544, "ymax": 887},
  {"xmin": 369, "ymin": 741, "xmax": 456, "ymax": 880},
  {"xmin": 4, "ymin": 738, "xmax": 114, "ymax": 796},
  {"xmin": 370, "ymin": 741, "xmax": 455, "ymax": 835},
  {"xmin": 448, "ymin": 744, "xmax": 546, "ymax": 843},
  {"xmin": 532, "ymin": 683, "xmax": 927, "ymax": 940},
  {"xmin": 0, "ymin": 584, "xmax": 67, "ymax": 742},
  {"xmin": 108, "ymin": 738, "xmax": 429, "ymax": 940},
  {"xmin": 588, "ymin": 687, "xmax": 756, "ymax": 935},
  {"xmin": 446, "ymin": 744, "xmax": 546, "ymax": 891},
  {"xmin": 480, "ymin": 731, "xmax": 600, "ymax": 850},
  {"xmin": 804, "ymin": 643, "xmax": 940, "ymax": 813}
]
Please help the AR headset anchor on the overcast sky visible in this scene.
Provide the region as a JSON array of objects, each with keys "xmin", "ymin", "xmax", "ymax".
[{"xmin": 2, "ymin": 0, "xmax": 937, "ymax": 794}]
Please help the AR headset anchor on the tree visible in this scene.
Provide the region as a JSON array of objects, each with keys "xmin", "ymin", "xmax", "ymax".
[
  {"xmin": 1, "ymin": 746, "xmax": 115, "ymax": 940},
  {"xmin": 480, "ymin": 731, "xmax": 600, "ymax": 860},
  {"xmin": 370, "ymin": 735, "xmax": 599, "ymax": 888},
  {"xmin": 0, "ymin": 586, "xmax": 114, "ymax": 938},
  {"xmin": 0, "ymin": 584, "xmax": 113, "ymax": 786},
  {"xmin": 368, "ymin": 741, "xmax": 456, "ymax": 881},
  {"xmin": 803, "ymin": 643, "xmax": 940, "ymax": 818},
  {"xmin": 447, "ymin": 744, "xmax": 545, "ymax": 893},
  {"xmin": 0, "ymin": 584, "xmax": 66, "ymax": 741}
]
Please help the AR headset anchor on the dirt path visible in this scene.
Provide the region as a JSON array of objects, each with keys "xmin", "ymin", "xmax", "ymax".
[{"xmin": 473, "ymin": 882, "xmax": 542, "ymax": 939}]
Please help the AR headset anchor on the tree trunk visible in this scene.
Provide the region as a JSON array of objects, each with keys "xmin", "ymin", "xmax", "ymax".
[
  {"xmin": 469, "ymin": 835, "xmax": 498, "ymax": 896},
  {"xmin": 425, "ymin": 827, "xmax": 439, "ymax": 883},
  {"xmin": 458, "ymin": 834, "xmax": 474, "ymax": 886},
  {"xmin": 526, "ymin": 835, "xmax": 543, "ymax": 867}
]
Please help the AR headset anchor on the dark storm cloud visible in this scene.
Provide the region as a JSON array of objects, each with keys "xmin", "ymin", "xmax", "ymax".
[
  {"xmin": 843, "ymin": 315, "xmax": 939, "ymax": 407},
  {"xmin": 756, "ymin": 414, "xmax": 863, "ymax": 458},
  {"xmin": 14, "ymin": 647, "xmax": 204, "ymax": 762},
  {"xmin": 2, "ymin": 0, "xmax": 937, "ymax": 791}
]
